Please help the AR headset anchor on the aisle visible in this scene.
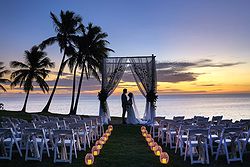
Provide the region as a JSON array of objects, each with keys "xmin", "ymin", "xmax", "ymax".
[{"xmin": 93, "ymin": 125, "xmax": 164, "ymax": 167}]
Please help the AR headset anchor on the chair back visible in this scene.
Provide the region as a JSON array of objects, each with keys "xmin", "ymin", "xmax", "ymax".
[
  {"xmin": 48, "ymin": 116, "xmax": 59, "ymax": 122},
  {"xmin": 173, "ymin": 116, "xmax": 185, "ymax": 122},
  {"xmin": 211, "ymin": 116, "xmax": 223, "ymax": 125},
  {"xmin": 220, "ymin": 119, "xmax": 233, "ymax": 127}
]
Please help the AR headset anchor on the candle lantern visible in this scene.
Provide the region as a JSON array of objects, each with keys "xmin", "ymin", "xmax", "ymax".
[
  {"xmin": 150, "ymin": 142, "xmax": 158, "ymax": 151},
  {"xmin": 142, "ymin": 130, "xmax": 148, "ymax": 137},
  {"xmin": 85, "ymin": 153, "xmax": 94, "ymax": 165},
  {"xmin": 99, "ymin": 137, "xmax": 106, "ymax": 144},
  {"xmin": 154, "ymin": 145, "xmax": 162, "ymax": 156},
  {"xmin": 160, "ymin": 152, "xmax": 169, "ymax": 164},
  {"xmin": 108, "ymin": 125, "xmax": 113, "ymax": 132},
  {"xmin": 105, "ymin": 130, "xmax": 111, "ymax": 136},
  {"xmin": 95, "ymin": 140, "xmax": 103, "ymax": 149},
  {"xmin": 148, "ymin": 140, "xmax": 154, "ymax": 146},
  {"xmin": 91, "ymin": 146, "xmax": 100, "ymax": 156},
  {"xmin": 141, "ymin": 126, "xmax": 146, "ymax": 132},
  {"xmin": 147, "ymin": 138, "xmax": 154, "ymax": 145},
  {"xmin": 145, "ymin": 134, "xmax": 152, "ymax": 142},
  {"xmin": 102, "ymin": 133, "xmax": 109, "ymax": 141}
]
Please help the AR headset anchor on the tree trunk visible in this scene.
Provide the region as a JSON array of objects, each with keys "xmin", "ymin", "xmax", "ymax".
[
  {"xmin": 21, "ymin": 89, "xmax": 30, "ymax": 112},
  {"xmin": 72, "ymin": 67, "xmax": 84, "ymax": 115},
  {"xmin": 42, "ymin": 52, "xmax": 66, "ymax": 113},
  {"xmin": 69, "ymin": 63, "xmax": 78, "ymax": 113}
]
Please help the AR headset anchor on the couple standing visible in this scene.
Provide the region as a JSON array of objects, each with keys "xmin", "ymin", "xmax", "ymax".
[{"xmin": 121, "ymin": 88, "xmax": 141, "ymax": 124}]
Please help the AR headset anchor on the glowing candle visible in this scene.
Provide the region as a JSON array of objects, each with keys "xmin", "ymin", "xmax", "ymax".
[
  {"xmin": 160, "ymin": 152, "xmax": 169, "ymax": 164},
  {"xmin": 85, "ymin": 153, "xmax": 94, "ymax": 165}
]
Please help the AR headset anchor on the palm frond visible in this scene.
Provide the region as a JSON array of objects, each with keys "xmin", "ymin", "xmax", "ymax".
[
  {"xmin": 39, "ymin": 37, "xmax": 57, "ymax": 50},
  {"xmin": 10, "ymin": 61, "xmax": 29, "ymax": 69},
  {"xmin": 0, "ymin": 84, "xmax": 7, "ymax": 92}
]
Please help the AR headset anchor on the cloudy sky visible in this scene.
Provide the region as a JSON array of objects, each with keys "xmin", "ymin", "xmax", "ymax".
[{"xmin": 1, "ymin": 0, "xmax": 250, "ymax": 95}]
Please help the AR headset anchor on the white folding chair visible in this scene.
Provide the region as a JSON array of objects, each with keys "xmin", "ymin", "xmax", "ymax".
[
  {"xmin": 149, "ymin": 116, "xmax": 165, "ymax": 138},
  {"xmin": 219, "ymin": 119, "xmax": 233, "ymax": 127},
  {"xmin": 53, "ymin": 129, "xmax": 77, "ymax": 163},
  {"xmin": 240, "ymin": 128, "xmax": 250, "ymax": 154},
  {"xmin": 57, "ymin": 120, "xmax": 66, "ymax": 129},
  {"xmin": 63, "ymin": 118, "xmax": 77, "ymax": 129},
  {"xmin": 215, "ymin": 127, "xmax": 243, "ymax": 164},
  {"xmin": 23, "ymin": 128, "xmax": 49, "ymax": 161},
  {"xmin": 166, "ymin": 122, "xmax": 179, "ymax": 149},
  {"xmin": 41, "ymin": 122, "xmax": 59, "ymax": 154},
  {"xmin": 96, "ymin": 116, "xmax": 105, "ymax": 137},
  {"xmin": 18, "ymin": 122, "xmax": 35, "ymax": 150},
  {"xmin": 184, "ymin": 128, "xmax": 209, "ymax": 164},
  {"xmin": 157, "ymin": 120, "xmax": 169, "ymax": 144},
  {"xmin": 175, "ymin": 125, "xmax": 196, "ymax": 156},
  {"xmin": 208, "ymin": 125, "xmax": 224, "ymax": 155},
  {"xmin": 211, "ymin": 116, "xmax": 223, "ymax": 125},
  {"xmin": 69, "ymin": 122, "xmax": 90, "ymax": 151},
  {"xmin": 0, "ymin": 128, "xmax": 22, "ymax": 160},
  {"xmin": 173, "ymin": 116, "xmax": 185, "ymax": 122}
]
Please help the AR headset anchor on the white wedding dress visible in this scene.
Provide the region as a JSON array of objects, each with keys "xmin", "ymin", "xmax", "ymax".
[{"xmin": 126, "ymin": 97, "xmax": 146, "ymax": 125}]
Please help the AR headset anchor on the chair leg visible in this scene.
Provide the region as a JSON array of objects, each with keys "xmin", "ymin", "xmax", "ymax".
[
  {"xmin": 205, "ymin": 143, "xmax": 209, "ymax": 164},
  {"xmin": 215, "ymin": 141, "xmax": 222, "ymax": 160},
  {"xmin": 184, "ymin": 142, "xmax": 188, "ymax": 161},
  {"xmin": 25, "ymin": 141, "xmax": 29, "ymax": 161},
  {"xmin": 69, "ymin": 143, "xmax": 73, "ymax": 164},
  {"xmin": 9, "ymin": 143, "xmax": 13, "ymax": 160},
  {"xmin": 73, "ymin": 141, "xmax": 77, "ymax": 158},
  {"xmin": 39, "ymin": 142, "xmax": 44, "ymax": 161},
  {"xmin": 190, "ymin": 144, "xmax": 193, "ymax": 164},
  {"xmin": 45, "ymin": 140, "xmax": 50, "ymax": 157},
  {"xmin": 15, "ymin": 140, "xmax": 22, "ymax": 157},
  {"xmin": 238, "ymin": 140, "xmax": 243, "ymax": 163},
  {"xmin": 224, "ymin": 142, "xmax": 230, "ymax": 164}
]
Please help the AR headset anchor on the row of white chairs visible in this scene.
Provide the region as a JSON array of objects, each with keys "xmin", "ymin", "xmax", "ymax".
[
  {"xmin": 0, "ymin": 115, "xmax": 105, "ymax": 163},
  {"xmin": 150, "ymin": 116, "xmax": 250, "ymax": 165}
]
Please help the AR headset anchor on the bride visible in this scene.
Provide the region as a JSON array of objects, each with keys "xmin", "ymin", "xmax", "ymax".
[{"xmin": 126, "ymin": 92, "xmax": 144, "ymax": 124}]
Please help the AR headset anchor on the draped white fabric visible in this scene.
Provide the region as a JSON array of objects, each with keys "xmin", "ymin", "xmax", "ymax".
[
  {"xmin": 99, "ymin": 56, "xmax": 157, "ymax": 124},
  {"xmin": 99, "ymin": 58, "xmax": 128, "ymax": 124},
  {"xmin": 129, "ymin": 57, "xmax": 157, "ymax": 123}
]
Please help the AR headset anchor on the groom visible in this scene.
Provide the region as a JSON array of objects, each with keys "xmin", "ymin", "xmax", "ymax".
[{"xmin": 121, "ymin": 88, "xmax": 128, "ymax": 124}]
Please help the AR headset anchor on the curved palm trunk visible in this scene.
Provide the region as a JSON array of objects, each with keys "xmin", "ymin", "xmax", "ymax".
[
  {"xmin": 21, "ymin": 89, "xmax": 30, "ymax": 112},
  {"xmin": 42, "ymin": 52, "xmax": 66, "ymax": 113},
  {"xmin": 72, "ymin": 67, "xmax": 84, "ymax": 115},
  {"xmin": 69, "ymin": 63, "xmax": 78, "ymax": 113}
]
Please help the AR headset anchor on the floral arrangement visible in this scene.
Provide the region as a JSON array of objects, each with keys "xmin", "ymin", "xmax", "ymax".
[
  {"xmin": 146, "ymin": 90, "xmax": 158, "ymax": 103},
  {"xmin": 98, "ymin": 90, "xmax": 108, "ymax": 113}
]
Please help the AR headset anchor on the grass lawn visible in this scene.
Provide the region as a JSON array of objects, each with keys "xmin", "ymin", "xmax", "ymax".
[{"xmin": 1, "ymin": 110, "xmax": 250, "ymax": 167}]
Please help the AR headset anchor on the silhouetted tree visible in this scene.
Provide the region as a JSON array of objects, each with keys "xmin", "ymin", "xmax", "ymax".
[
  {"xmin": 0, "ymin": 62, "xmax": 10, "ymax": 92},
  {"xmin": 10, "ymin": 46, "xmax": 54, "ymax": 112},
  {"xmin": 71, "ymin": 23, "xmax": 114, "ymax": 115},
  {"xmin": 39, "ymin": 10, "xmax": 83, "ymax": 113}
]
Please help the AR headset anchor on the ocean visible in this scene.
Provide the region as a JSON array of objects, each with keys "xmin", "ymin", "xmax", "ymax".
[{"xmin": 1, "ymin": 94, "xmax": 250, "ymax": 121}]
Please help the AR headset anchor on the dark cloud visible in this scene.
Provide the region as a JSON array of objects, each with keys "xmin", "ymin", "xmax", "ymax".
[
  {"xmin": 156, "ymin": 59, "xmax": 244, "ymax": 70},
  {"xmin": 157, "ymin": 70, "xmax": 197, "ymax": 83},
  {"xmin": 153, "ymin": 59, "xmax": 244, "ymax": 83},
  {"xmin": 199, "ymin": 84, "xmax": 216, "ymax": 87}
]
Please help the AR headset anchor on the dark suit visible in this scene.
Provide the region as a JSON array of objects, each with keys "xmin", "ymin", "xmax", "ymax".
[{"xmin": 121, "ymin": 93, "xmax": 127, "ymax": 123}]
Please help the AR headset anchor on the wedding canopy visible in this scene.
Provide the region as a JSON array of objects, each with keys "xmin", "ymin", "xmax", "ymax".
[{"xmin": 98, "ymin": 55, "xmax": 157, "ymax": 124}]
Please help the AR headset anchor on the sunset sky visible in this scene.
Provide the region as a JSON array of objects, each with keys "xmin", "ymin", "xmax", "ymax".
[{"xmin": 1, "ymin": 0, "xmax": 250, "ymax": 95}]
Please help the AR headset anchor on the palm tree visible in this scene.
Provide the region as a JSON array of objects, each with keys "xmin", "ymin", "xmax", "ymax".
[
  {"xmin": 0, "ymin": 62, "xmax": 10, "ymax": 92},
  {"xmin": 10, "ymin": 46, "xmax": 55, "ymax": 112},
  {"xmin": 70, "ymin": 23, "xmax": 114, "ymax": 115},
  {"xmin": 39, "ymin": 10, "xmax": 83, "ymax": 113},
  {"xmin": 63, "ymin": 52, "xmax": 78, "ymax": 113}
]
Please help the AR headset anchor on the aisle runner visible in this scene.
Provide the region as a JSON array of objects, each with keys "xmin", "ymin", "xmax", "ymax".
[{"xmin": 90, "ymin": 125, "xmax": 164, "ymax": 167}]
